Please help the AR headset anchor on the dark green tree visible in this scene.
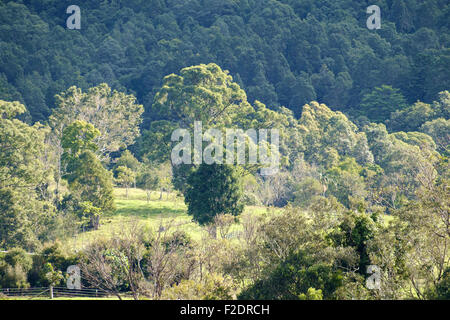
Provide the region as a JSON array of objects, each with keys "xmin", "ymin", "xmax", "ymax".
[
  {"xmin": 360, "ymin": 85, "xmax": 407, "ymax": 123},
  {"xmin": 184, "ymin": 163, "xmax": 243, "ymax": 226},
  {"xmin": 329, "ymin": 212, "xmax": 378, "ymax": 275},
  {"xmin": 65, "ymin": 151, "xmax": 115, "ymax": 230}
]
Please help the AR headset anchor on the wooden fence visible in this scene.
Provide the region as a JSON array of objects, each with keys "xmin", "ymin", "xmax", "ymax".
[{"xmin": 0, "ymin": 286, "xmax": 109, "ymax": 299}]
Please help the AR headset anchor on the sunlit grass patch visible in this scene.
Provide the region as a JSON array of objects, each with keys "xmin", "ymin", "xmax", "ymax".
[{"xmin": 62, "ymin": 188, "xmax": 282, "ymax": 252}]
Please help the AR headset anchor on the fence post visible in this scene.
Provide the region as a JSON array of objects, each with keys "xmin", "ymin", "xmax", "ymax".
[{"xmin": 49, "ymin": 286, "xmax": 54, "ymax": 299}]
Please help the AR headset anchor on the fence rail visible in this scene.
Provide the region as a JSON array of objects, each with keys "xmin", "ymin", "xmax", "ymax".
[{"xmin": 0, "ymin": 287, "xmax": 109, "ymax": 298}]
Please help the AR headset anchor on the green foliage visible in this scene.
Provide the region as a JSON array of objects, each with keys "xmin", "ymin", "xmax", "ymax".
[
  {"xmin": 62, "ymin": 120, "xmax": 100, "ymax": 162},
  {"xmin": 389, "ymin": 90, "xmax": 450, "ymax": 132},
  {"xmin": 238, "ymin": 250, "xmax": 343, "ymax": 300},
  {"xmin": 136, "ymin": 167, "xmax": 159, "ymax": 194},
  {"xmin": 389, "ymin": 101, "xmax": 436, "ymax": 132},
  {"xmin": 433, "ymin": 267, "xmax": 450, "ymax": 300},
  {"xmin": 1, "ymin": 1, "xmax": 449, "ymax": 125},
  {"xmin": 0, "ymin": 100, "xmax": 54, "ymax": 250},
  {"xmin": 59, "ymin": 120, "xmax": 115, "ymax": 229},
  {"xmin": 0, "ymin": 0, "xmax": 449, "ymax": 300},
  {"xmin": 0, "ymin": 99, "xmax": 26, "ymax": 118},
  {"xmin": 115, "ymin": 166, "xmax": 135, "ymax": 189},
  {"xmin": 363, "ymin": 122, "xmax": 439, "ymax": 206},
  {"xmin": 79, "ymin": 239, "xmax": 130, "ymax": 296},
  {"xmin": 79, "ymin": 202, "xmax": 102, "ymax": 228},
  {"xmin": 136, "ymin": 121, "xmax": 179, "ymax": 164},
  {"xmin": 43, "ymin": 262, "xmax": 64, "ymax": 287},
  {"xmin": 299, "ymin": 102, "xmax": 373, "ymax": 168},
  {"xmin": 293, "ymin": 177, "xmax": 323, "ymax": 208},
  {"xmin": 115, "ymin": 150, "xmax": 140, "ymax": 172},
  {"xmin": 185, "ymin": 164, "xmax": 244, "ymax": 225},
  {"xmin": 325, "ymin": 158, "xmax": 367, "ymax": 209},
  {"xmin": 29, "ymin": 242, "xmax": 78, "ymax": 287},
  {"xmin": 162, "ymin": 273, "xmax": 234, "ymax": 300},
  {"xmin": 0, "ymin": 248, "xmax": 32, "ymax": 288},
  {"xmin": 152, "ymin": 63, "xmax": 250, "ymax": 127},
  {"xmin": 298, "ymin": 287, "xmax": 323, "ymax": 300},
  {"xmin": 329, "ymin": 212, "xmax": 378, "ymax": 274},
  {"xmin": 0, "ymin": 100, "xmax": 47, "ymax": 188},
  {"xmin": 420, "ymin": 118, "xmax": 450, "ymax": 155},
  {"xmin": 2, "ymin": 248, "xmax": 33, "ymax": 271},
  {"xmin": 65, "ymin": 151, "xmax": 115, "ymax": 229},
  {"xmin": 393, "ymin": 176, "xmax": 450, "ymax": 299},
  {"xmin": 0, "ymin": 263, "xmax": 30, "ymax": 289},
  {"xmin": 360, "ymin": 85, "xmax": 407, "ymax": 123}
]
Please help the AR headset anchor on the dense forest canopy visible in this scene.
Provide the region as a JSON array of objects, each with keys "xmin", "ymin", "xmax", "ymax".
[{"xmin": 0, "ymin": 0, "xmax": 449, "ymax": 125}]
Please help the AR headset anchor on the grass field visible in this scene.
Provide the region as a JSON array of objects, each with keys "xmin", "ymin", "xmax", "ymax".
[{"xmin": 62, "ymin": 188, "xmax": 274, "ymax": 252}]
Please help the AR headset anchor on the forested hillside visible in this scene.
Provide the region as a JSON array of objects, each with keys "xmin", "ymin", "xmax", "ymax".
[{"xmin": 1, "ymin": 0, "xmax": 449, "ymax": 124}]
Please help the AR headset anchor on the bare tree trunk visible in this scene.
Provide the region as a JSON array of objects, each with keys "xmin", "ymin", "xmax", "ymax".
[
  {"xmin": 91, "ymin": 215, "xmax": 100, "ymax": 230},
  {"xmin": 208, "ymin": 225, "xmax": 217, "ymax": 239},
  {"xmin": 114, "ymin": 291, "xmax": 123, "ymax": 300}
]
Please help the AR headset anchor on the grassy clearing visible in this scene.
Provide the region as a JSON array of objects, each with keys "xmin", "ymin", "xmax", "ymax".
[
  {"xmin": 62, "ymin": 187, "xmax": 391, "ymax": 252},
  {"xmin": 62, "ymin": 188, "xmax": 275, "ymax": 251}
]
